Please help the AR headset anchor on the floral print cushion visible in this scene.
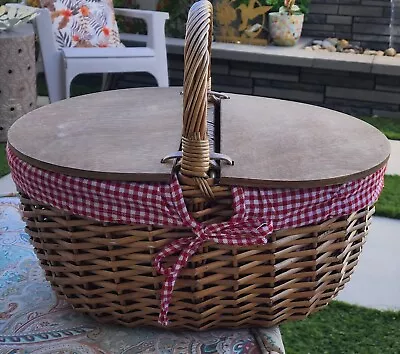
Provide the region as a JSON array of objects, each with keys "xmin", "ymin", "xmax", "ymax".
[
  {"xmin": 40, "ymin": 0, "xmax": 122, "ymax": 48},
  {"xmin": 0, "ymin": 196, "xmax": 286, "ymax": 354}
]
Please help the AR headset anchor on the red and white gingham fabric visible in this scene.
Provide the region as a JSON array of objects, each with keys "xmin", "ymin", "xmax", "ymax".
[{"xmin": 7, "ymin": 146, "xmax": 386, "ymax": 325}]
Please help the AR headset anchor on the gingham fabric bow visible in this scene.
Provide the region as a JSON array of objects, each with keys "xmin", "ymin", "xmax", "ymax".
[
  {"xmin": 153, "ymin": 214, "xmax": 271, "ymax": 325},
  {"xmin": 151, "ymin": 173, "xmax": 272, "ymax": 325}
]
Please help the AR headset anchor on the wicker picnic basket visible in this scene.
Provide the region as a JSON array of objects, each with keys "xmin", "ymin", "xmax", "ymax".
[{"xmin": 11, "ymin": 0, "xmax": 388, "ymax": 331}]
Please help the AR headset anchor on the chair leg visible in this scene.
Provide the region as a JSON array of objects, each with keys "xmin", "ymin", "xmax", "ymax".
[
  {"xmin": 101, "ymin": 73, "xmax": 119, "ymax": 91},
  {"xmin": 101, "ymin": 73, "xmax": 109, "ymax": 91},
  {"xmin": 65, "ymin": 74, "xmax": 73, "ymax": 99},
  {"xmin": 44, "ymin": 63, "xmax": 65, "ymax": 103},
  {"xmin": 152, "ymin": 67, "xmax": 169, "ymax": 88},
  {"xmin": 46, "ymin": 76, "xmax": 66, "ymax": 103}
]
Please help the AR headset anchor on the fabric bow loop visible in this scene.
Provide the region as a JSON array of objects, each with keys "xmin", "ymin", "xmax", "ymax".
[{"xmin": 154, "ymin": 221, "xmax": 272, "ymax": 326}]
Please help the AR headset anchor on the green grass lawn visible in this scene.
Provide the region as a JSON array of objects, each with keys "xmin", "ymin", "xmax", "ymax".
[
  {"xmin": 359, "ymin": 116, "xmax": 400, "ymax": 141},
  {"xmin": 375, "ymin": 174, "xmax": 400, "ymax": 219},
  {"xmin": 0, "ymin": 143, "xmax": 9, "ymax": 177},
  {"xmin": 281, "ymin": 301, "xmax": 400, "ymax": 354}
]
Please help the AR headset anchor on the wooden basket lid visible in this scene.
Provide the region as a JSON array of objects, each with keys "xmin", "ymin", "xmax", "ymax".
[
  {"xmin": 8, "ymin": 87, "xmax": 390, "ymax": 187},
  {"xmin": 8, "ymin": 87, "xmax": 182, "ymax": 182},
  {"xmin": 220, "ymin": 94, "xmax": 390, "ymax": 188}
]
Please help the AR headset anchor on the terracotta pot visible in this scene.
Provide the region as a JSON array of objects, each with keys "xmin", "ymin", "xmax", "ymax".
[{"xmin": 269, "ymin": 12, "xmax": 304, "ymax": 46}]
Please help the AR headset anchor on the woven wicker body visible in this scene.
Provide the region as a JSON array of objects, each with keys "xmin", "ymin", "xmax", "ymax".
[
  {"xmin": 21, "ymin": 194, "xmax": 372, "ymax": 330},
  {"xmin": 9, "ymin": 0, "xmax": 389, "ymax": 331}
]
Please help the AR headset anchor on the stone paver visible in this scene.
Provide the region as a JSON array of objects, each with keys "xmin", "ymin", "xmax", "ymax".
[
  {"xmin": 37, "ymin": 96, "xmax": 50, "ymax": 107},
  {"xmin": 0, "ymin": 174, "xmax": 17, "ymax": 197},
  {"xmin": 337, "ymin": 216, "xmax": 400, "ymax": 310},
  {"xmin": 337, "ymin": 138, "xmax": 400, "ymax": 310},
  {"xmin": 387, "ymin": 140, "xmax": 400, "ymax": 175}
]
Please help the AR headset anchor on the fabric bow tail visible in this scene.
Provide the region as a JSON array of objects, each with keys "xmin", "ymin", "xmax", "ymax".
[
  {"xmin": 153, "ymin": 222, "xmax": 272, "ymax": 326},
  {"xmin": 153, "ymin": 229, "xmax": 208, "ymax": 326}
]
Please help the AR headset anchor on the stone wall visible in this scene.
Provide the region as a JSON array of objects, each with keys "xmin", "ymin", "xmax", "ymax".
[
  {"xmin": 116, "ymin": 52, "xmax": 400, "ymax": 118},
  {"xmin": 303, "ymin": 0, "xmax": 398, "ymax": 50},
  {"xmin": 118, "ymin": 35, "xmax": 400, "ymax": 117},
  {"xmin": 130, "ymin": 0, "xmax": 400, "ymax": 50}
]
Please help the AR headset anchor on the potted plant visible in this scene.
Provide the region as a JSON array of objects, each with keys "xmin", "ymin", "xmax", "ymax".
[
  {"xmin": 214, "ymin": 0, "xmax": 272, "ymax": 45},
  {"xmin": 0, "ymin": 3, "xmax": 38, "ymax": 32},
  {"xmin": 268, "ymin": 0, "xmax": 308, "ymax": 46},
  {"xmin": 157, "ymin": 0, "xmax": 195, "ymax": 38}
]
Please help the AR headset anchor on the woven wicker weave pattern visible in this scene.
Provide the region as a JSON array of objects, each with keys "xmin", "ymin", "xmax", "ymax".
[{"xmin": 21, "ymin": 192, "xmax": 373, "ymax": 330}]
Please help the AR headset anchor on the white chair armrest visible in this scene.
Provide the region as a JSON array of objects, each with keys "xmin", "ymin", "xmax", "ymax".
[
  {"xmin": 114, "ymin": 8, "xmax": 169, "ymax": 22},
  {"xmin": 61, "ymin": 47, "xmax": 155, "ymax": 59},
  {"xmin": 114, "ymin": 8, "xmax": 168, "ymax": 60}
]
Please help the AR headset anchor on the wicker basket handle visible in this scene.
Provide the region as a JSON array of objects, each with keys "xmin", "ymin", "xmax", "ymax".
[{"xmin": 180, "ymin": 0, "xmax": 213, "ymax": 195}]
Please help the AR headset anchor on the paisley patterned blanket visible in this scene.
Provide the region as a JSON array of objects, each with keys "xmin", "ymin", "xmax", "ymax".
[{"xmin": 0, "ymin": 197, "xmax": 285, "ymax": 354}]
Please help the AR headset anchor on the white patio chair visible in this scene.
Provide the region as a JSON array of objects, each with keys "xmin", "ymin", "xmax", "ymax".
[{"xmin": 33, "ymin": 7, "xmax": 169, "ymax": 103}]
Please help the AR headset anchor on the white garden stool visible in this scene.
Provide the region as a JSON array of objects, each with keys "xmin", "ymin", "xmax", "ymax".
[{"xmin": 0, "ymin": 23, "xmax": 36, "ymax": 143}]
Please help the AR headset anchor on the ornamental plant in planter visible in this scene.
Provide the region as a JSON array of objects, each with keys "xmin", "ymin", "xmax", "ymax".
[
  {"xmin": 268, "ymin": 0, "xmax": 308, "ymax": 46},
  {"xmin": 214, "ymin": 0, "xmax": 272, "ymax": 46},
  {"xmin": 0, "ymin": 3, "xmax": 38, "ymax": 31},
  {"xmin": 158, "ymin": 0, "xmax": 274, "ymax": 45},
  {"xmin": 157, "ymin": 0, "xmax": 195, "ymax": 38}
]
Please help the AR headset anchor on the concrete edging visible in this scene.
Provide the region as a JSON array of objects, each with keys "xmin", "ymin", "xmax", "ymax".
[{"xmin": 120, "ymin": 33, "xmax": 399, "ymax": 75}]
